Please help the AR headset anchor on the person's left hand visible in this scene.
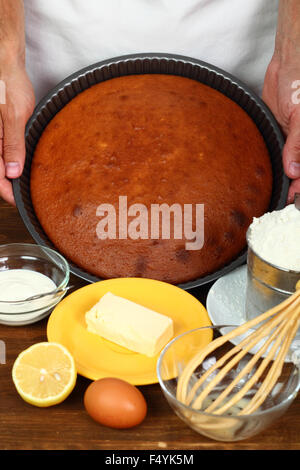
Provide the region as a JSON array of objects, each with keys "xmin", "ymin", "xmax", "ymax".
[{"xmin": 263, "ymin": 55, "xmax": 300, "ymax": 204}]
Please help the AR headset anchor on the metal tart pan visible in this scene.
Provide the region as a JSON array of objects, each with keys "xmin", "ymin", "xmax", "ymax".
[{"xmin": 13, "ymin": 53, "xmax": 289, "ymax": 290}]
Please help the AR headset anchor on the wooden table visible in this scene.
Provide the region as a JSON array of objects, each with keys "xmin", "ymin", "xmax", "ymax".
[{"xmin": 0, "ymin": 199, "xmax": 299, "ymax": 451}]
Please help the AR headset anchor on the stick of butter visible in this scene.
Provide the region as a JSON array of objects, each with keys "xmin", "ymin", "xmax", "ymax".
[{"xmin": 85, "ymin": 292, "xmax": 174, "ymax": 357}]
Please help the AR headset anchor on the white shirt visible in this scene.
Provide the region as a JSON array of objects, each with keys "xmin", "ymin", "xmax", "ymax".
[{"xmin": 24, "ymin": 0, "xmax": 279, "ymax": 103}]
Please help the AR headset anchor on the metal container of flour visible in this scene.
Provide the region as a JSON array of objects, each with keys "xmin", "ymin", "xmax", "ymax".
[
  {"xmin": 245, "ymin": 203, "xmax": 300, "ymax": 321},
  {"xmin": 245, "ymin": 240, "xmax": 299, "ymax": 321}
]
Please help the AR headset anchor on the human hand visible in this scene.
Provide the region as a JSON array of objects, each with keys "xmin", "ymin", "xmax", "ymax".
[
  {"xmin": 0, "ymin": 63, "xmax": 35, "ymax": 205},
  {"xmin": 263, "ymin": 56, "xmax": 300, "ymax": 204}
]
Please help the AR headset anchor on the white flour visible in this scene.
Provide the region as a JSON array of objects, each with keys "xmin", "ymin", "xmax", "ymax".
[{"xmin": 247, "ymin": 204, "xmax": 300, "ymax": 271}]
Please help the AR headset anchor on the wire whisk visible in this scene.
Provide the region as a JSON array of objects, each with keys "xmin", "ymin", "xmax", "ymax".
[{"xmin": 176, "ymin": 280, "xmax": 300, "ymax": 415}]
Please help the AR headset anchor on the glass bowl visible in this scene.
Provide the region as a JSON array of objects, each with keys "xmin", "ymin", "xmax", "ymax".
[
  {"xmin": 157, "ymin": 326, "xmax": 300, "ymax": 442},
  {"xmin": 0, "ymin": 243, "xmax": 70, "ymax": 325}
]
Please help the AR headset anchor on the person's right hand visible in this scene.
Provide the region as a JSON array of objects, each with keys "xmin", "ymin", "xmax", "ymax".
[{"xmin": 0, "ymin": 63, "xmax": 35, "ymax": 205}]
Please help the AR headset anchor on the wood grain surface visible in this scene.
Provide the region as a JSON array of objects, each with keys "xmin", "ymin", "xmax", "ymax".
[{"xmin": 0, "ymin": 199, "xmax": 299, "ymax": 451}]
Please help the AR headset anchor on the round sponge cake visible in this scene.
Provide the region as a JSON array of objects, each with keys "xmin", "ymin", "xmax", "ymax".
[{"xmin": 30, "ymin": 74, "xmax": 272, "ymax": 284}]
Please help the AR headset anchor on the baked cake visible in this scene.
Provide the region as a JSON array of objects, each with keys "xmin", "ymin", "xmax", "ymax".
[{"xmin": 30, "ymin": 74, "xmax": 272, "ymax": 284}]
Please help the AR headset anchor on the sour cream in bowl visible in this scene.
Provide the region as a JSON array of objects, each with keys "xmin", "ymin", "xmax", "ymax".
[{"xmin": 0, "ymin": 243, "xmax": 69, "ymax": 325}]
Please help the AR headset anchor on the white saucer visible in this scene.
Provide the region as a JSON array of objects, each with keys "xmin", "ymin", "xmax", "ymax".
[
  {"xmin": 207, "ymin": 264, "xmax": 247, "ymax": 328},
  {"xmin": 206, "ymin": 265, "xmax": 300, "ymax": 358}
]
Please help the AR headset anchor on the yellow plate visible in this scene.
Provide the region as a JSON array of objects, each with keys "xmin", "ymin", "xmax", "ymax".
[{"xmin": 47, "ymin": 278, "xmax": 211, "ymax": 385}]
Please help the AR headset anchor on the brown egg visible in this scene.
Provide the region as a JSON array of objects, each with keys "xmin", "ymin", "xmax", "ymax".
[{"xmin": 84, "ymin": 377, "xmax": 147, "ymax": 429}]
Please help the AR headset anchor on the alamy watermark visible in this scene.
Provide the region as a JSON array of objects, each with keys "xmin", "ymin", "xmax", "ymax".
[{"xmin": 96, "ymin": 196, "xmax": 204, "ymax": 250}]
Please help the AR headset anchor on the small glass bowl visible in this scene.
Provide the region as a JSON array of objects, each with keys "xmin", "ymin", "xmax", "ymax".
[
  {"xmin": 157, "ymin": 326, "xmax": 300, "ymax": 442},
  {"xmin": 0, "ymin": 243, "xmax": 69, "ymax": 325}
]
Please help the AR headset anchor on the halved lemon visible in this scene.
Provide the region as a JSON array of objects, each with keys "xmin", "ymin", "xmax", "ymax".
[{"xmin": 12, "ymin": 342, "xmax": 77, "ymax": 407}]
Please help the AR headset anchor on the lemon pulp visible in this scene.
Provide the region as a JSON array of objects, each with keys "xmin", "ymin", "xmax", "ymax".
[{"xmin": 12, "ymin": 342, "xmax": 77, "ymax": 407}]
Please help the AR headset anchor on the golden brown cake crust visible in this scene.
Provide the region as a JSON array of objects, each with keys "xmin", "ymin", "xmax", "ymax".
[{"xmin": 30, "ymin": 74, "xmax": 272, "ymax": 284}]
